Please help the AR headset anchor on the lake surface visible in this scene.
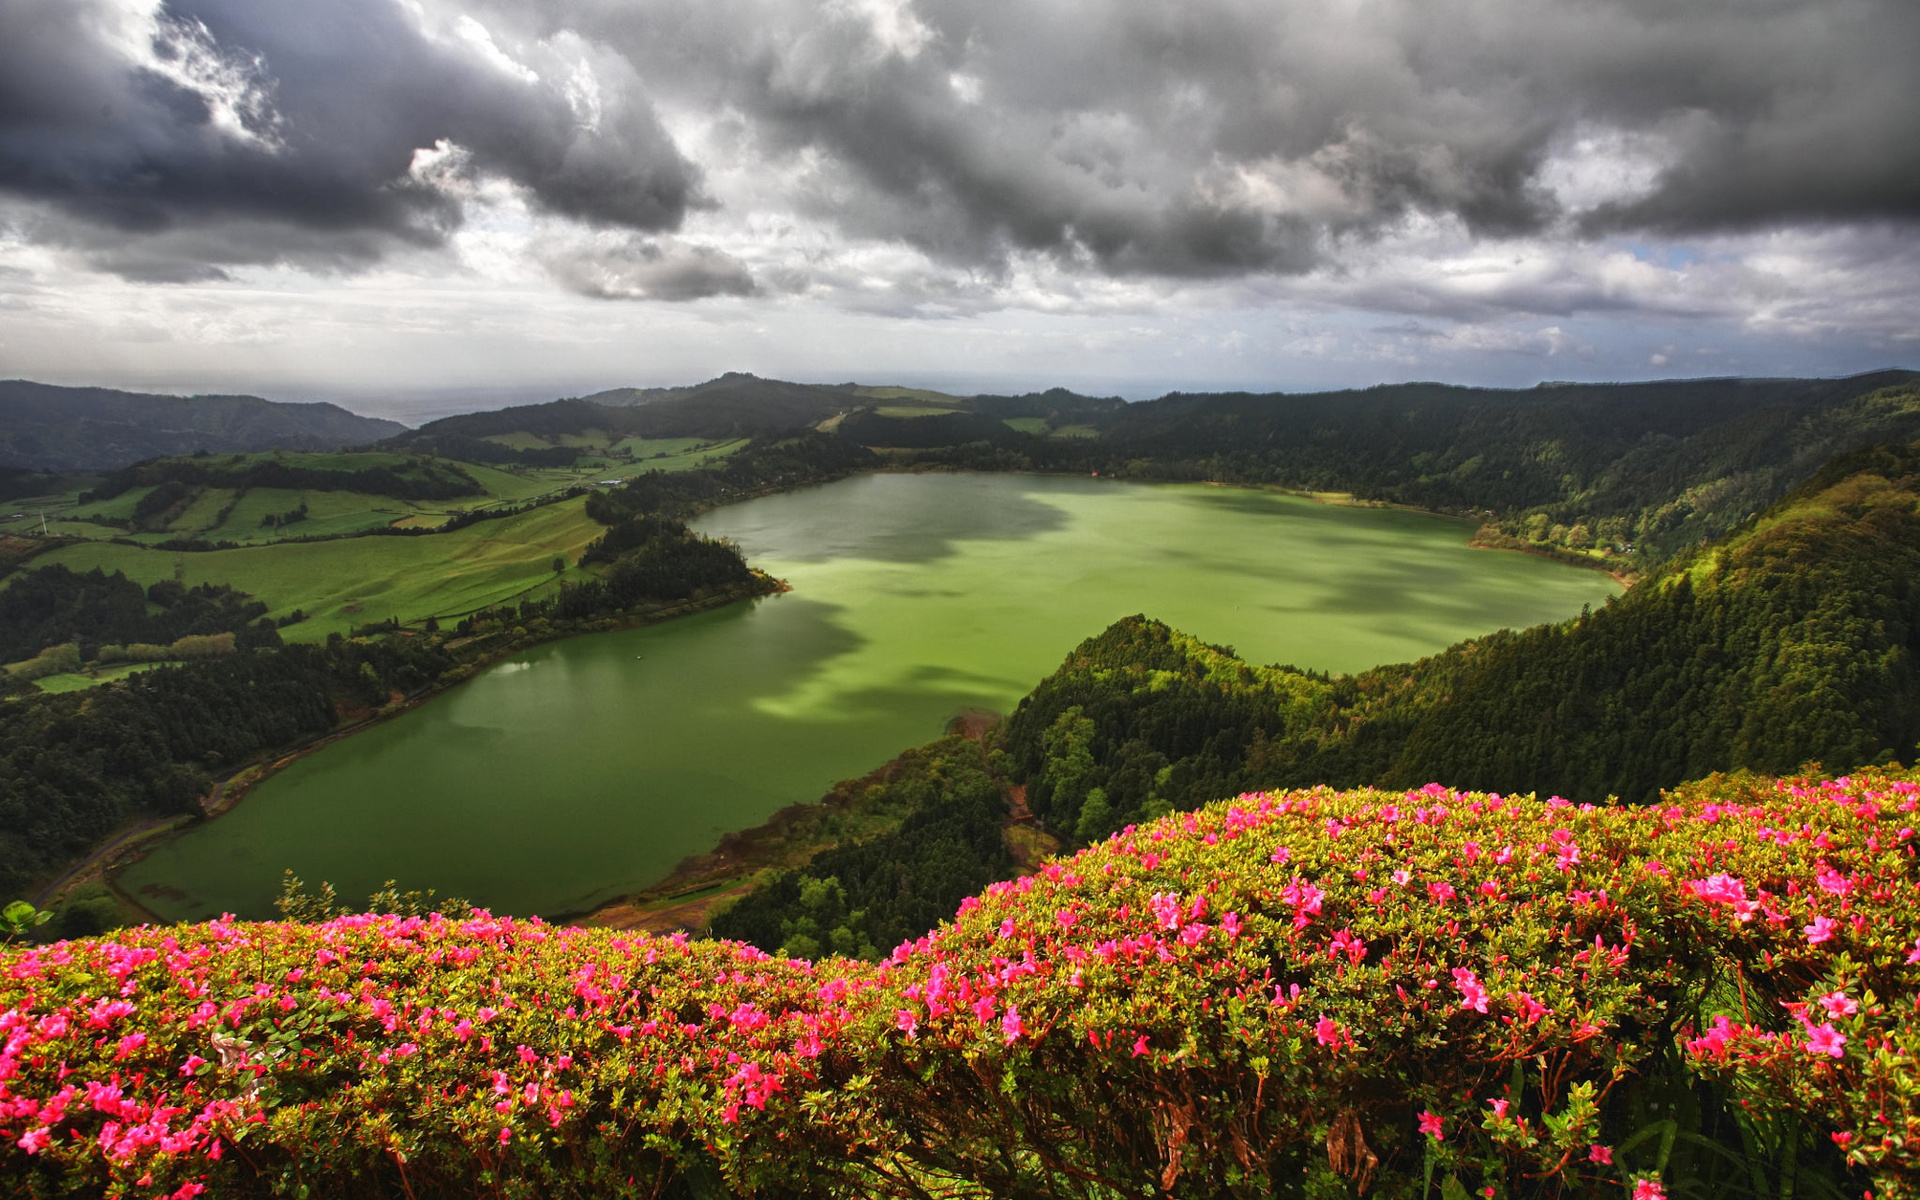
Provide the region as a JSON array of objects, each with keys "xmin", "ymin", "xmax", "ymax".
[{"xmin": 120, "ymin": 474, "xmax": 1619, "ymax": 920}]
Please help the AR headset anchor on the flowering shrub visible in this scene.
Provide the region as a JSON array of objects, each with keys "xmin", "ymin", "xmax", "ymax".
[{"xmin": 3, "ymin": 771, "xmax": 1917, "ymax": 1198}]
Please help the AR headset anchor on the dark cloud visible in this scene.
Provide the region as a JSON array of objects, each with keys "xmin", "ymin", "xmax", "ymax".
[
  {"xmin": 0, "ymin": 0, "xmax": 698, "ymax": 275},
  {"xmin": 1, "ymin": 0, "xmax": 1914, "ymax": 288},
  {"xmin": 528, "ymin": 0, "xmax": 1920, "ymax": 271}
]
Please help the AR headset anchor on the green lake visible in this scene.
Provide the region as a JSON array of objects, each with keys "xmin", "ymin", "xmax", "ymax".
[{"xmin": 119, "ymin": 473, "xmax": 1620, "ymax": 920}]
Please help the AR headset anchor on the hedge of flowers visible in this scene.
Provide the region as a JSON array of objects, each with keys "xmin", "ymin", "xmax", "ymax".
[{"xmin": 2, "ymin": 770, "xmax": 1917, "ymax": 1199}]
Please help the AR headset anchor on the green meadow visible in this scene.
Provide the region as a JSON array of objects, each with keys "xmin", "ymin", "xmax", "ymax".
[{"xmin": 27, "ymin": 498, "xmax": 605, "ymax": 640}]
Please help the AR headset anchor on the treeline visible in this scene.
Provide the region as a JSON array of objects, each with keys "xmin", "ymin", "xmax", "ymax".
[
  {"xmin": 0, "ymin": 565, "xmax": 278, "ymax": 664},
  {"xmin": 81, "ymin": 455, "xmax": 483, "ymax": 503},
  {"xmin": 708, "ymin": 736, "xmax": 1011, "ymax": 959},
  {"xmin": 0, "ymin": 636, "xmax": 454, "ymax": 897}
]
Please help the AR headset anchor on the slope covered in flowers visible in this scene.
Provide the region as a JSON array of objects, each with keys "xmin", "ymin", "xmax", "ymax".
[{"xmin": 3, "ymin": 771, "xmax": 1918, "ymax": 1199}]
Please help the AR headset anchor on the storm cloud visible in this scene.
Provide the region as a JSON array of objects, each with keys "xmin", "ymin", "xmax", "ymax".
[
  {"xmin": 0, "ymin": 0, "xmax": 698, "ymax": 275},
  {"xmin": 2, "ymin": 0, "xmax": 1915, "ymax": 290}
]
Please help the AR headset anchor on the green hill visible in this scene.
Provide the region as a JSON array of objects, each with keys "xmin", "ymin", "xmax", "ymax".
[{"xmin": 0, "ymin": 381, "xmax": 404, "ymax": 471}]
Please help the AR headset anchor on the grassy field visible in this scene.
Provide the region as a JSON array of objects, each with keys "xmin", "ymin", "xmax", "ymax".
[
  {"xmin": 852, "ymin": 385, "xmax": 964, "ymax": 405},
  {"xmin": 1048, "ymin": 424, "xmax": 1100, "ymax": 439},
  {"xmin": 1001, "ymin": 417, "xmax": 1050, "ymax": 435},
  {"xmin": 874, "ymin": 405, "xmax": 959, "ymax": 418},
  {"xmin": 34, "ymin": 662, "xmax": 173, "ymax": 693},
  {"xmin": 26, "ymin": 497, "xmax": 606, "ymax": 641}
]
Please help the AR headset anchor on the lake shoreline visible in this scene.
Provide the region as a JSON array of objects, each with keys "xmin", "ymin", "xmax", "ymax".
[{"xmin": 75, "ymin": 573, "xmax": 786, "ymax": 924}]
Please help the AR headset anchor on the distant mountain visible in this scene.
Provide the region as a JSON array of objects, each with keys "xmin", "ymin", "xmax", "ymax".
[{"xmin": 0, "ymin": 381, "xmax": 407, "ymax": 471}]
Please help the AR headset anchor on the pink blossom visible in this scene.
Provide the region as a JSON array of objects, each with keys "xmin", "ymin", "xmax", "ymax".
[
  {"xmin": 1634, "ymin": 1179, "xmax": 1666, "ymax": 1200},
  {"xmin": 1487, "ymin": 1098, "xmax": 1510, "ymax": 1117},
  {"xmin": 1314, "ymin": 1016, "xmax": 1343, "ymax": 1048},
  {"xmin": 1802, "ymin": 1022, "xmax": 1846, "ymax": 1058},
  {"xmin": 1452, "ymin": 967, "xmax": 1490, "ymax": 1013},
  {"xmin": 1803, "ymin": 915, "xmax": 1837, "ymax": 945},
  {"xmin": 1132, "ymin": 1035, "xmax": 1150, "ymax": 1057},
  {"xmin": 17, "ymin": 1126, "xmax": 50, "ymax": 1154},
  {"xmin": 1589, "ymin": 1144, "xmax": 1613, "ymax": 1164},
  {"xmin": 1426, "ymin": 881, "xmax": 1457, "ymax": 905},
  {"xmin": 894, "ymin": 1009, "xmax": 918, "ymax": 1038},
  {"xmin": 1417, "ymin": 1110, "xmax": 1443, "ymax": 1138},
  {"xmin": 498, "ymin": 1127, "xmax": 511, "ymax": 1145},
  {"xmin": 1000, "ymin": 1004, "xmax": 1025, "ymax": 1044},
  {"xmin": 1818, "ymin": 991, "xmax": 1858, "ymax": 1017}
]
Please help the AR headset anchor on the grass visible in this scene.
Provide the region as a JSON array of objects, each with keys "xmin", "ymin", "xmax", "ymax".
[
  {"xmin": 874, "ymin": 406, "xmax": 959, "ymax": 418},
  {"xmin": 165, "ymin": 488, "xmax": 235, "ymax": 536},
  {"xmin": 67, "ymin": 487, "xmax": 157, "ymax": 522},
  {"xmin": 853, "ymin": 385, "xmax": 964, "ymax": 405},
  {"xmin": 1048, "ymin": 424, "xmax": 1100, "ymax": 440},
  {"xmin": 1001, "ymin": 417, "xmax": 1050, "ymax": 435},
  {"xmin": 34, "ymin": 662, "xmax": 174, "ymax": 693},
  {"xmin": 28, "ymin": 497, "xmax": 606, "ymax": 641},
  {"xmin": 481, "ymin": 433, "xmax": 554, "ymax": 451},
  {"xmin": 625, "ymin": 438, "xmax": 750, "ymax": 472}
]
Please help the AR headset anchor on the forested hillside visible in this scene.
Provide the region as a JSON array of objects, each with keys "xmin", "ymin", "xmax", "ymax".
[{"xmin": 0, "ymin": 381, "xmax": 403, "ymax": 471}]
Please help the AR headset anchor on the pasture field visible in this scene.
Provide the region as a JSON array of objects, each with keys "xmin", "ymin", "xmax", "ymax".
[
  {"xmin": 851, "ymin": 385, "xmax": 963, "ymax": 405},
  {"xmin": 1000, "ymin": 417, "xmax": 1049, "ymax": 434},
  {"xmin": 25, "ymin": 497, "xmax": 605, "ymax": 641},
  {"xmin": 1048, "ymin": 424, "xmax": 1100, "ymax": 439},
  {"xmin": 167, "ymin": 487, "xmax": 233, "ymax": 535},
  {"xmin": 34, "ymin": 662, "xmax": 172, "ymax": 693},
  {"xmin": 874, "ymin": 405, "xmax": 959, "ymax": 418},
  {"xmin": 66, "ymin": 487, "xmax": 157, "ymax": 522}
]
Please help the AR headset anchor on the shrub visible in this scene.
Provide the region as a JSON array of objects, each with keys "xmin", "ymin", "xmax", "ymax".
[{"xmin": 0, "ymin": 771, "xmax": 1915, "ymax": 1198}]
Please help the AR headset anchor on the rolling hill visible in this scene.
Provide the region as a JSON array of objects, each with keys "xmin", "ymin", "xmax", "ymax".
[{"xmin": 0, "ymin": 381, "xmax": 405, "ymax": 471}]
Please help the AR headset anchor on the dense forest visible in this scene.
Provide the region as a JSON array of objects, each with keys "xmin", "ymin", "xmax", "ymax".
[
  {"xmin": 713, "ymin": 439, "xmax": 1920, "ymax": 956},
  {"xmin": 708, "ymin": 736, "xmax": 1011, "ymax": 959},
  {"xmin": 0, "ymin": 566, "xmax": 280, "ymax": 664}
]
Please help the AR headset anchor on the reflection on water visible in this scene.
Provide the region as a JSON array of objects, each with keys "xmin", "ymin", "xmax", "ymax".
[{"xmin": 120, "ymin": 474, "xmax": 1619, "ymax": 920}]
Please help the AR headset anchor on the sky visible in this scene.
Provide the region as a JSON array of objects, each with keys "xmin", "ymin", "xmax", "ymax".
[{"xmin": 0, "ymin": 0, "xmax": 1916, "ymax": 419}]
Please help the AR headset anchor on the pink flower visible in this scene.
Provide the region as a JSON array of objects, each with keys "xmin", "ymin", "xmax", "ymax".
[
  {"xmin": 1417, "ymin": 1110, "xmax": 1443, "ymax": 1138},
  {"xmin": 1906, "ymin": 936, "xmax": 1920, "ymax": 966},
  {"xmin": 1001, "ymin": 1004, "xmax": 1025, "ymax": 1044},
  {"xmin": 1314, "ymin": 1017, "xmax": 1343, "ymax": 1048},
  {"xmin": 1589, "ymin": 1144, "xmax": 1613, "ymax": 1164},
  {"xmin": 894, "ymin": 1009, "xmax": 917, "ymax": 1038},
  {"xmin": 499, "ymin": 1127, "xmax": 512, "ymax": 1145},
  {"xmin": 1452, "ymin": 967, "xmax": 1490, "ymax": 1013},
  {"xmin": 16, "ymin": 1127, "xmax": 50, "ymax": 1155},
  {"xmin": 1427, "ymin": 881, "xmax": 1457, "ymax": 905},
  {"xmin": 179, "ymin": 1054, "xmax": 208, "ymax": 1077},
  {"xmin": 1818, "ymin": 991, "xmax": 1858, "ymax": 1018},
  {"xmin": 1132, "ymin": 1035, "xmax": 1150, "ymax": 1057},
  {"xmin": 1633, "ymin": 1179, "xmax": 1666, "ymax": 1200},
  {"xmin": 1803, "ymin": 916, "xmax": 1837, "ymax": 945},
  {"xmin": 1487, "ymin": 1098, "xmax": 1510, "ymax": 1117},
  {"xmin": 1803, "ymin": 1022, "xmax": 1846, "ymax": 1058}
]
